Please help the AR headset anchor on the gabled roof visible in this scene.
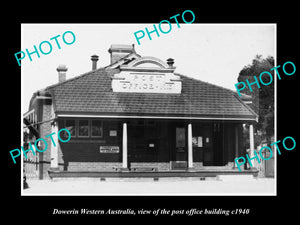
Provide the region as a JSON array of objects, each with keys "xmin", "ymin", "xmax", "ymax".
[{"xmin": 45, "ymin": 66, "xmax": 257, "ymax": 121}]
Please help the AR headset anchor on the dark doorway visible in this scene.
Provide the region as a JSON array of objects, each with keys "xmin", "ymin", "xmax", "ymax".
[
  {"xmin": 170, "ymin": 124, "xmax": 187, "ymax": 169},
  {"xmin": 127, "ymin": 120, "xmax": 159, "ymax": 164},
  {"xmin": 212, "ymin": 123, "xmax": 224, "ymax": 166}
]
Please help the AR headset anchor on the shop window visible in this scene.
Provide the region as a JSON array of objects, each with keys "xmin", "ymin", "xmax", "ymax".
[
  {"xmin": 65, "ymin": 120, "xmax": 76, "ymax": 137},
  {"xmin": 63, "ymin": 119, "xmax": 103, "ymax": 138},
  {"xmin": 91, "ymin": 120, "xmax": 102, "ymax": 137},
  {"xmin": 78, "ymin": 120, "xmax": 89, "ymax": 137}
]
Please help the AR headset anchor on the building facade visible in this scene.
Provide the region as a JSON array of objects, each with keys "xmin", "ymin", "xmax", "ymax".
[{"xmin": 26, "ymin": 44, "xmax": 258, "ymax": 179}]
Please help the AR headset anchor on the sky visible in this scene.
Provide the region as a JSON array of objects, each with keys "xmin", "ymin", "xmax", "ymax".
[{"xmin": 21, "ymin": 24, "xmax": 275, "ymax": 113}]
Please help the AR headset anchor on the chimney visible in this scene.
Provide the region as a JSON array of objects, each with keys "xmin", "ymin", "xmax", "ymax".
[
  {"xmin": 108, "ymin": 44, "xmax": 135, "ymax": 64},
  {"xmin": 91, "ymin": 55, "xmax": 99, "ymax": 70},
  {"xmin": 166, "ymin": 58, "xmax": 174, "ymax": 68},
  {"xmin": 57, "ymin": 65, "xmax": 68, "ymax": 83}
]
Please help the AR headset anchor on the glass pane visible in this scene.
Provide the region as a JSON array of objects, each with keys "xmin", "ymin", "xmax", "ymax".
[
  {"xmin": 176, "ymin": 127, "xmax": 185, "ymax": 148},
  {"xmin": 65, "ymin": 120, "xmax": 76, "ymax": 137},
  {"xmin": 91, "ymin": 120, "xmax": 102, "ymax": 137},
  {"xmin": 79, "ymin": 120, "xmax": 89, "ymax": 137}
]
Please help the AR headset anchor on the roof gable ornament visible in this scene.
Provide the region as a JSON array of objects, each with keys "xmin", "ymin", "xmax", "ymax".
[
  {"xmin": 120, "ymin": 56, "xmax": 175, "ymax": 73},
  {"xmin": 112, "ymin": 56, "xmax": 182, "ymax": 94}
]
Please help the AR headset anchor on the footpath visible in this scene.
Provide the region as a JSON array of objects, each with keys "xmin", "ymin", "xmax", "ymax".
[{"xmin": 22, "ymin": 177, "xmax": 275, "ymax": 195}]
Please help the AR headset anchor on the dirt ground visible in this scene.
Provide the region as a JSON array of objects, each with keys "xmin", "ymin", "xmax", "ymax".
[{"xmin": 22, "ymin": 176, "xmax": 275, "ymax": 195}]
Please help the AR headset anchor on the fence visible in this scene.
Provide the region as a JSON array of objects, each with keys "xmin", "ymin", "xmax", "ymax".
[{"xmin": 247, "ymin": 139, "xmax": 275, "ymax": 177}]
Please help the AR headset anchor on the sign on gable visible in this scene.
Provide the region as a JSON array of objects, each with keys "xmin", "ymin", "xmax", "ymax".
[{"xmin": 112, "ymin": 71, "xmax": 182, "ymax": 93}]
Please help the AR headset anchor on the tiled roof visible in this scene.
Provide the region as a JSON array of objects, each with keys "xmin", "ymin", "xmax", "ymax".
[{"xmin": 46, "ymin": 68, "xmax": 257, "ymax": 121}]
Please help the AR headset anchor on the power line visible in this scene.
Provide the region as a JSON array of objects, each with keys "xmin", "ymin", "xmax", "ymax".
[{"xmin": 23, "ymin": 118, "xmax": 55, "ymax": 129}]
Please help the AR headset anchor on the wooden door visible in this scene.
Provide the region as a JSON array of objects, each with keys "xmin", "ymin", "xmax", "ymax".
[{"xmin": 171, "ymin": 126, "xmax": 187, "ymax": 169}]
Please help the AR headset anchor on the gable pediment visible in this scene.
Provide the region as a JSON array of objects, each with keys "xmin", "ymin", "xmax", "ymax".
[
  {"xmin": 127, "ymin": 56, "xmax": 169, "ymax": 69},
  {"xmin": 111, "ymin": 56, "xmax": 181, "ymax": 94},
  {"xmin": 120, "ymin": 56, "xmax": 176, "ymax": 73}
]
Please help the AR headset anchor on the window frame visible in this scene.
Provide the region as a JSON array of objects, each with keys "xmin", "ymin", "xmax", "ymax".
[
  {"xmin": 62, "ymin": 119, "xmax": 103, "ymax": 138},
  {"xmin": 78, "ymin": 119, "xmax": 90, "ymax": 138},
  {"xmin": 64, "ymin": 119, "xmax": 76, "ymax": 137},
  {"xmin": 91, "ymin": 119, "xmax": 103, "ymax": 138}
]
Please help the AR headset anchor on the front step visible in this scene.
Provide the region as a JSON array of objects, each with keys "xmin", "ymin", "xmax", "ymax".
[{"xmin": 48, "ymin": 169, "xmax": 259, "ymax": 180}]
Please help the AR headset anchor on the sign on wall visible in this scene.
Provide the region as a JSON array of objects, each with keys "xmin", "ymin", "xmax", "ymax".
[
  {"xmin": 99, "ymin": 146, "xmax": 119, "ymax": 153},
  {"xmin": 109, "ymin": 130, "xmax": 117, "ymax": 136},
  {"xmin": 192, "ymin": 136, "xmax": 203, "ymax": 147}
]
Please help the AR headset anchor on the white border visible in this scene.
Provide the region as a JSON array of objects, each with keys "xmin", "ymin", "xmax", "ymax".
[{"xmin": 274, "ymin": 24, "xmax": 277, "ymax": 195}]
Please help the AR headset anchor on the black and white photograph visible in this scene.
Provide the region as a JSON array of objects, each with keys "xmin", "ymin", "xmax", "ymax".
[{"xmin": 21, "ymin": 23, "xmax": 276, "ymax": 195}]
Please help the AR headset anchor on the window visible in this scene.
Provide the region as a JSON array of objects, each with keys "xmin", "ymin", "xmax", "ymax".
[
  {"xmin": 176, "ymin": 127, "xmax": 185, "ymax": 148},
  {"xmin": 78, "ymin": 120, "xmax": 89, "ymax": 137},
  {"xmin": 65, "ymin": 120, "xmax": 76, "ymax": 137},
  {"xmin": 91, "ymin": 120, "xmax": 102, "ymax": 137},
  {"xmin": 63, "ymin": 119, "xmax": 103, "ymax": 138}
]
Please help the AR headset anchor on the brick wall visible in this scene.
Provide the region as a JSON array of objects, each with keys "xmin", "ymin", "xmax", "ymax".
[
  {"xmin": 38, "ymin": 102, "xmax": 52, "ymax": 179},
  {"xmin": 67, "ymin": 162, "xmax": 171, "ymax": 171},
  {"xmin": 130, "ymin": 162, "xmax": 170, "ymax": 171},
  {"xmin": 193, "ymin": 162, "xmax": 203, "ymax": 170},
  {"xmin": 68, "ymin": 162, "xmax": 122, "ymax": 171},
  {"xmin": 38, "ymin": 102, "xmax": 65, "ymax": 179}
]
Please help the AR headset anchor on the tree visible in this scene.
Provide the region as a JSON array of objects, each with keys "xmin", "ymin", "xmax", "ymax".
[{"xmin": 238, "ymin": 55, "xmax": 274, "ymax": 142}]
